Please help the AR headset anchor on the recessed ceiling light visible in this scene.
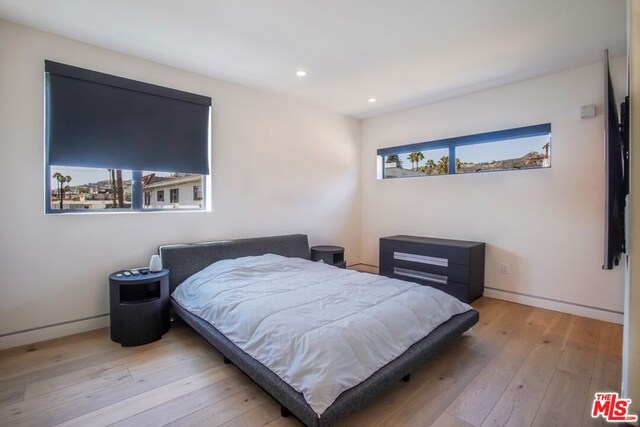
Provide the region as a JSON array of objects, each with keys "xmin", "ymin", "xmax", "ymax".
[
  {"xmin": 368, "ymin": 98, "xmax": 377, "ymax": 103},
  {"xmin": 296, "ymin": 70, "xmax": 307, "ymax": 77}
]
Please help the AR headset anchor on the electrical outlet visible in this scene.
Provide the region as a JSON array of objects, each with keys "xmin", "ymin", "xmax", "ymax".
[{"xmin": 500, "ymin": 263, "xmax": 510, "ymax": 274}]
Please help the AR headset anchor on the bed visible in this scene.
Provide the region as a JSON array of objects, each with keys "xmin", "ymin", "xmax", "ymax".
[{"xmin": 160, "ymin": 234, "xmax": 479, "ymax": 426}]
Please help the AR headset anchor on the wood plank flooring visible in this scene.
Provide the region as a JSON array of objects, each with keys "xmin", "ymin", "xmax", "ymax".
[{"xmin": 0, "ymin": 297, "xmax": 622, "ymax": 427}]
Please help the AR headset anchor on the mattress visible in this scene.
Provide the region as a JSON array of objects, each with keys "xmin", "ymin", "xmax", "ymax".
[{"xmin": 171, "ymin": 253, "xmax": 472, "ymax": 416}]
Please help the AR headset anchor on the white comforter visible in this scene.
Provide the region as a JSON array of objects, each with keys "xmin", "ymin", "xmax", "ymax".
[{"xmin": 172, "ymin": 254, "xmax": 472, "ymax": 416}]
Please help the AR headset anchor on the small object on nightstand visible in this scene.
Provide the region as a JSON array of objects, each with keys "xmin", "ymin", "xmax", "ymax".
[
  {"xmin": 149, "ymin": 254, "xmax": 162, "ymax": 272},
  {"xmin": 311, "ymin": 245, "xmax": 346, "ymax": 268},
  {"xmin": 109, "ymin": 269, "xmax": 170, "ymax": 347}
]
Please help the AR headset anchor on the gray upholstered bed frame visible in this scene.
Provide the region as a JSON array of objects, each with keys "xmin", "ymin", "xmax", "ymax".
[{"xmin": 160, "ymin": 234, "xmax": 479, "ymax": 427}]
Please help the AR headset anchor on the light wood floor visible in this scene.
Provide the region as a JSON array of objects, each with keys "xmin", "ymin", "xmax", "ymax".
[{"xmin": 0, "ymin": 297, "xmax": 621, "ymax": 427}]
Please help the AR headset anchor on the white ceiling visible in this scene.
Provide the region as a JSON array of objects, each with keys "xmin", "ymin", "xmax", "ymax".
[{"xmin": 0, "ymin": 0, "xmax": 627, "ymax": 118}]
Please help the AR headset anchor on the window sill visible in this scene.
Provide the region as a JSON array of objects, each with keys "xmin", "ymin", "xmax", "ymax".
[{"xmin": 44, "ymin": 208, "xmax": 211, "ymax": 215}]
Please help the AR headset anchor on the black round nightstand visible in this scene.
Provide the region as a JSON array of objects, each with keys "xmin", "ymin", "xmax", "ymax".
[
  {"xmin": 109, "ymin": 269, "xmax": 170, "ymax": 346},
  {"xmin": 310, "ymin": 245, "xmax": 346, "ymax": 268}
]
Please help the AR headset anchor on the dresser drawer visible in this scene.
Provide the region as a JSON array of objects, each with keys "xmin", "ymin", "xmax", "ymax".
[
  {"xmin": 380, "ymin": 239, "xmax": 472, "ymax": 265},
  {"xmin": 380, "ymin": 252, "xmax": 471, "ymax": 283},
  {"xmin": 382, "ymin": 269, "xmax": 471, "ymax": 302}
]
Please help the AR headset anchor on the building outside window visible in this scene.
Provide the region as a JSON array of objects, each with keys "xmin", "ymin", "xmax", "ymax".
[
  {"xmin": 144, "ymin": 191, "xmax": 151, "ymax": 206},
  {"xmin": 141, "ymin": 175, "xmax": 204, "ymax": 209},
  {"xmin": 193, "ymin": 185, "xmax": 202, "ymax": 201},
  {"xmin": 157, "ymin": 190, "xmax": 164, "ymax": 202},
  {"xmin": 170, "ymin": 188, "xmax": 179, "ymax": 203}
]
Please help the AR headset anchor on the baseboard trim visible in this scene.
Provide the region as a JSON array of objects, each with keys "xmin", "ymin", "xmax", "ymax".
[
  {"xmin": 348, "ymin": 263, "xmax": 379, "ymax": 273},
  {"xmin": 484, "ymin": 287, "xmax": 623, "ymax": 324},
  {"xmin": 350, "ymin": 263, "xmax": 378, "ymax": 268},
  {"xmin": 0, "ymin": 314, "xmax": 110, "ymax": 350},
  {"xmin": 349, "ymin": 263, "xmax": 623, "ymax": 324}
]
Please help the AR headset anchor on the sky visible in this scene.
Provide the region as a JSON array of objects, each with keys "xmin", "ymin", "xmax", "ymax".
[{"xmin": 49, "ymin": 167, "xmax": 131, "ymax": 190}]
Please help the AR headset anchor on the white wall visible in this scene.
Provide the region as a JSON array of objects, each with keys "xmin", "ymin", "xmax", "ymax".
[
  {"xmin": 0, "ymin": 17, "xmax": 630, "ymax": 349},
  {"xmin": 360, "ymin": 59, "xmax": 627, "ymax": 323},
  {"xmin": 0, "ymin": 20, "xmax": 361, "ymax": 349}
]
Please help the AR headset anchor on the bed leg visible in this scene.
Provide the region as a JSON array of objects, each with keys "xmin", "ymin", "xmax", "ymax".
[
  {"xmin": 280, "ymin": 405, "xmax": 291, "ymax": 417},
  {"xmin": 223, "ymin": 356, "xmax": 231, "ymax": 364},
  {"xmin": 402, "ymin": 373, "xmax": 411, "ymax": 382}
]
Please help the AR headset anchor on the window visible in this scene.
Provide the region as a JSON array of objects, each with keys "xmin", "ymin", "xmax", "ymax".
[
  {"xmin": 44, "ymin": 60, "xmax": 211, "ymax": 213},
  {"xmin": 193, "ymin": 185, "xmax": 202, "ymax": 201},
  {"xmin": 378, "ymin": 124, "xmax": 551, "ymax": 179},
  {"xmin": 170, "ymin": 188, "xmax": 179, "ymax": 203}
]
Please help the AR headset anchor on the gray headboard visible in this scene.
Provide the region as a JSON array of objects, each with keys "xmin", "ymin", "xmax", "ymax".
[{"xmin": 159, "ymin": 234, "xmax": 310, "ymax": 292}]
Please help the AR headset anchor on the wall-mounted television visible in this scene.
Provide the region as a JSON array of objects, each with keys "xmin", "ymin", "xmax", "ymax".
[{"xmin": 603, "ymin": 49, "xmax": 629, "ymax": 270}]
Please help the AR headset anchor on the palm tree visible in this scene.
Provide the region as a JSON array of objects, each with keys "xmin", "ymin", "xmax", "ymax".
[
  {"xmin": 116, "ymin": 169, "xmax": 124, "ymax": 207},
  {"xmin": 52, "ymin": 172, "xmax": 72, "ymax": 209},
  {"xmin": 407, "ymin": 152, "xmax": 425, "ymax": 171},
  {"xmin": 456, "ymin": 158, "xmax": 462, "ymax": 172},
  {"xmin": 108, "ymin": 169, "xmax": 117, "ymax": 207},
  {"xmin": 425, "ymin": 159, "xmax": 436, "ymax": 175},
  {"xmin": 437, "ymin": 156, "xmax": 449, "ymax": 174},
  {"xmin": 52, "ymin": 172, "xmax": 63, "ymax": 208}
]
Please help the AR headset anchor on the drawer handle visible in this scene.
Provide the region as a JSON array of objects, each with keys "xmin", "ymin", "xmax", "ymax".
[
  {"xmin": 394, "ymin": 267, "xmax": 448, "ymax": 285},
  {"xmin": 394, "ymin": 252, "xmax": 448, "ymax": 267}
]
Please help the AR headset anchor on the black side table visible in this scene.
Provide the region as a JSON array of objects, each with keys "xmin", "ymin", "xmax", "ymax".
[
  {"xmin": 109, "ymin": 269, "xmax": 170, "ymax": 346},
  {"xmin": 311, "ymin": 245, "xmax": 346, "ymax": 268}
]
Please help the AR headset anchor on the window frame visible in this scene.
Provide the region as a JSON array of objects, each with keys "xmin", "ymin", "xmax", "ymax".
[{"xmin": 377, "ymin": 123, "xmax": 551, "ymax": 179}]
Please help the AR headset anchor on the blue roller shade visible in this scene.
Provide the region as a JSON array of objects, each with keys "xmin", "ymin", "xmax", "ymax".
[{"xmin": 45, "ymin": 60, "xmax": 211, "ymax": 174}]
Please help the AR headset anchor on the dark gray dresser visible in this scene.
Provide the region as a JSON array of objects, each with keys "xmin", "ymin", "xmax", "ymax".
[{"xmin": 379, "ymin": 235, "xmax": 485, "ymax": 303}]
